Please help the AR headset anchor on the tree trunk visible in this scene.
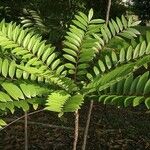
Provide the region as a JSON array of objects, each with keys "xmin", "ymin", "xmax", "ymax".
[{"xmin": 106, "ymin": 0, "xmax": 112, "ymax": 24}]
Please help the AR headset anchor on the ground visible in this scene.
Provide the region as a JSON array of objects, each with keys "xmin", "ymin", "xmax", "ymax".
[{"xmin": 0, "ymin": 102, "xmax": 150, "ymax": 150}]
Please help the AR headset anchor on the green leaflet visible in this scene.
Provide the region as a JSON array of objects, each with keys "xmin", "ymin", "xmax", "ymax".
[
  {"xmin": 124, "ymin": 96, "xmax": 135, "ymax": 107},
  {"xmin": 2, "ymin": 59, "xmax": 9, "ymax": 77},
  {"xmin": 120, "ymin": 31, "xmax": 135, "ymax": 39},
  {"xmin": 133, "ymin": 97, "xmax": 143, "ymax": 107},
  {"xmin": 0, "ymin": 92, "xmax": 12, "ymax": 102},
  {"xmin": 46, "ymin": 53, "xmax": 57, "ymax": 66},
  {"xmin": 101, "ymin": 28, "xmax": 109, "ymax": 43},
  {"xmin": 139, "ymin": 41, "xmax": 146, "ymax": 56},
  {"xmin": 116, "ymin": 17, "xmax": 123, "ymax": 31},
  {"xmin": 1, "ymin": 82, "xmax": 24, "ymax": 100},
  {"xmin": 109, "ymin": 21, "xmax": 116, "ymax": 36},
  {"xmin": 123, "ymin": 75, "xmax": 133, "ymax": 94},
  {"xmin": 0, "ymin": 58, "xmax": 2, "ymax": 73},
  {"xmin": 88, "ymin": 9, "xmax": 94, "ymax": 22},
  {"xmin": 17, "ymin": 65, "xmax": 43, "ymax": 74},
  {"xmin": 56, "ymin": 65, "xmax": 65, "ymax": 75},
  {"xmin": 146, "ymin": 43, "xmax": 150, "ymax": 54},
  {"xmin": 93, "ymin": 66, "xmax": 100, "ymax": 75},
  {"xmin": 9, "ymin": 61, "xmax": 16, "ymax": 78},
  {"xmin": 119, "ymin": 48, "xmax": 126, "ymax": 63},
  {"xmin": 109, "ymin": 83, "xmax": 117, "ymax": 94},
  {"xmin": 65, "ymin": 63, "xmax": 75, "ymax": 69},
  {"xmin": 144, "ymin": 80, "xmax": 150, "ymax": 95},
  {"xmin": 90, "ymin": 19, "xmax": 105, "ymax": 24},
  {"xmin": 78, "ymin": 12, "xmax": 88, "ymax": 22},
  {"xmin": 0, "ymin": 119, "xmax": 6, "ymax": 128},
  {"xmin": 63, "ymin": 48, "xmax": 77, "ymax": 57},
  {"xmin": 98, "ymin": 60, "xmax": 106, "ymax": 72},
  {"xmin": 45, "ymin": 91, "xmax": 71, "ymax": 112},
  {"xmin": 63, "ymin": 94, "xmax": 84, "ymax": 112},
  {"xmin": 104, "ymin": 25, "xmax": 112, "ymax": 39},
  {"xmin": 65, "ymin": 36, "xmax": 80, "ymax": 47},
  {"xmin": 136, "ymin": 72, "xmax": 149, "ymax": 94},
  {"xmin": 105, "ymin": 55, "xmax": 112, "ymax": 69},
  {"xmin": 42, "ymin": 47, "xmax": 54, "ymax": 62},
  {"xmin": 121, "ymin": 15, "xmax": 127, "ymax": 29},
  {"xmin": 126, "ymin": 46, "xmax": 133, "ymax": 61},
  {"xmin": 51, "ymin": 59, "xmax": 61, "ymax": 70},
  {"xmin": 99, "ymin": 95, "xmax": 108, "ymax": 102},
  {"xmin": 111, "ymin": 51, "xmax": 118, "ymax": 65},
  {"xmin": 130, "ymin": 21, "xmax": 141, "ymax": 26},
  {"xmin": 145, "ymin": 98, "xmax": 150, "ymax": 109},
  {"xmin": 64, "ymin": 41, "xmax": 79, "ymax": 51},
  {"xmin": 20, "ymin": 83, "xmax": 31, "ymax": 98},
  {"xmin": 111, "ymin": 19, "xmax": 119, "ymax": 33},
  {"xmin": 111, "ymin": 96, "xmax": 124, "ymax": 106},
  {"xmin": 104, "ymin": 95, "xmax": 115, "ymax": 104},
  {"xmin": 19, "ymin": 100, "xmax": 29, "ymax": 111},
  {"xmin": 63, "ymin": 54, "xmax": 76, "ymax": 63},
  {"xmin": 86, "ymin": 73, "xmax": 93, "ymax": 81},
  {"xmin": 116, "ymin": 79, "xmax": 125, "ymax": 95},
  {"xmin": 128, "ymin": 28, "xmax": 140, "ymax": 35},
  {"xmin": 72, "ymin": 20, "xmax": 87, "ymax": 31},
  {"xmin": 68, "ymin": 27, "xmax": 83, "ymax": 41},
  {"xmin": 20, "ymin": 83, "xmax": 49, "ymax": 98},
  {"xmin": 130, "ymin": 76, "xmax": 140, "ymax": 95},
  {"xmin": 75, "ymin": 15, "xmax": 88, "ymax": 27}
]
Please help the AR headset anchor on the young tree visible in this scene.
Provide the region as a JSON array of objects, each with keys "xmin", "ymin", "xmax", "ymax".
[{"xmin": 0, "ymin": 8, "xmax": 149, "ymax": 150}]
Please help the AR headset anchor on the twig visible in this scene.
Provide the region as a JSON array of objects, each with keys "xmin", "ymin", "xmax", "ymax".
[
  {"xmin": 82, "ymin": 100, "xmax": 94, "ymax": 150},
  {"xmin": 106, "ymin": 0, "xmax": 112, "ymax": 24},
  {"xmin": 0, "ymin": 109, "xmax": 44, "ymax": 131},
  {"xmin": 73, "ymin": 110, "xmax": 79, "ymax": 150},
  {"xmin": 25, "ymin": 111, "xmax": 28, "ymax": 150},
  {"xmin": 73, "ymin": 67, "xmax": 79, "ymax": 150},
  {"xmin": 4, "ymin": 119, "xmax": 81, "ymax": 131}
]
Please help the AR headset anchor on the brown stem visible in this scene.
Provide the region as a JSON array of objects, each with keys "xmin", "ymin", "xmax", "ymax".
[
  {"xmin": 82, "ymin": 100, "xmax": 94, "ymax": 150},
  {"xmin": 5, "ymin": 119, "xmax": 83, "ymax": 131},
  {"xmin": 73, "ymin": 110, "xmax": 79, "ymax": 150},
  {"xmin": 106, "ymin": 0, "xmax": 112, "ymax": 24},
  {"xmin": 0, "ymin": 109, "xmax": 44, "ymax": 131},
  {"xmin": 25, "ymin": 111, "xmax": 28, "ymax": 150}
]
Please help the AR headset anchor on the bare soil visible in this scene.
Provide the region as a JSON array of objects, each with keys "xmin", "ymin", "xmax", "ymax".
[{"xmin": 0, "ymin": 102, "xmax": 150, "ymax": 150}]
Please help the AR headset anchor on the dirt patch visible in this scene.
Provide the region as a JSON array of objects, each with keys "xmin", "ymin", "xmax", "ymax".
[{"xmin": 0, "ymin": 102, "xmax": 150, "ymax": 150}]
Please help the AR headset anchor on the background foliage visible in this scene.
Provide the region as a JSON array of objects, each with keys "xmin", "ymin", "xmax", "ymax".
[
  {"xmin": 0, "ymin": 0, "xmax": 128, "ymax": 44},
  {"xmin": 132, "ymin": 0, "xmax": 150, "ymax": 25}
]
